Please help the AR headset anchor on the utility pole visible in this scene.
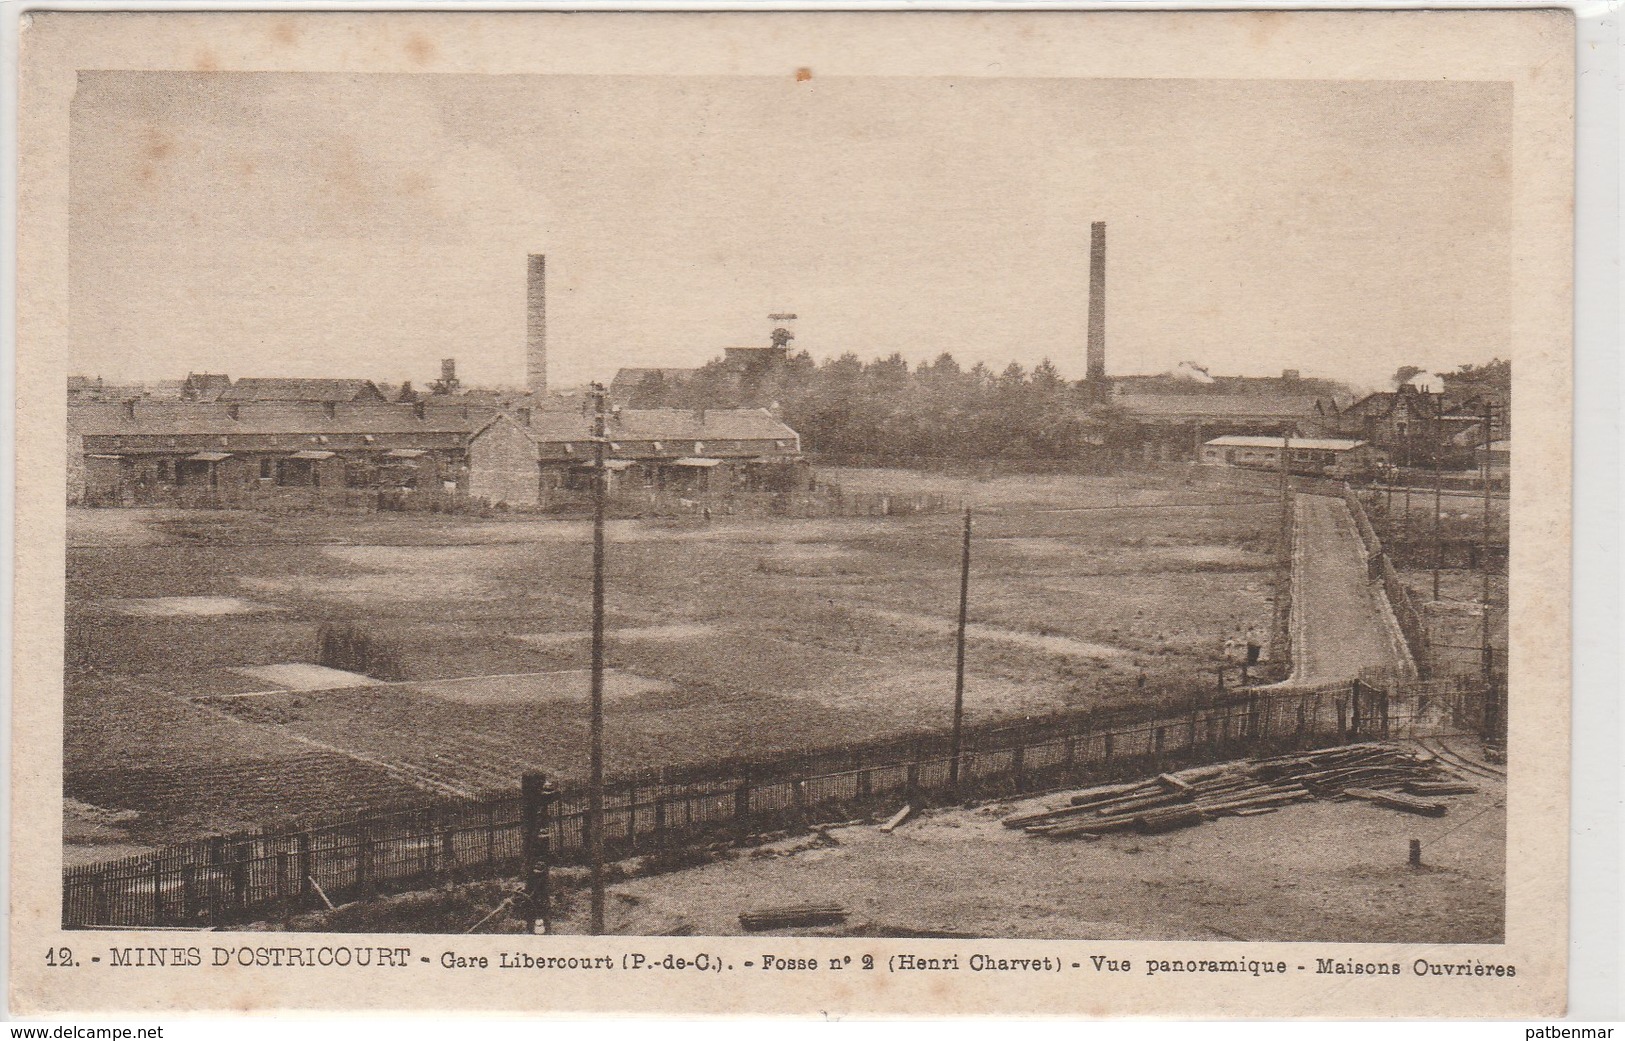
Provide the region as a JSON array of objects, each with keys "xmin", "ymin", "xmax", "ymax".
[
  {"xmin": 1432, "ymin": 397, "xmax": 1443, "ymax": 602},
  {"xmin": 948, "ymin": 506, "xmax": 972, "ymax": 792},
  {"xmin": 1479, "ymin": 401, "xmax": 1496, "ymax": 690},
  {"xmin": 1278, "ymin": 424, "xmax": 1291, "ymax": 500},
  {"xmin": 588, "ymin": 381, "xmax": 608, "ymax": 935}
]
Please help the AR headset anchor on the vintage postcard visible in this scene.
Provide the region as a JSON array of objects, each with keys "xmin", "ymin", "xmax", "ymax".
[{"xmin": 10, "ymin": 8, "xmax": 1573, "ymax": 1018}]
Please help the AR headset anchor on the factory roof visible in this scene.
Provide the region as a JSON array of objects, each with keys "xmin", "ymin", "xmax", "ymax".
[
  {"xmin": 1205, "ymin": 435, "xmax": 1369, "ymax": 452},
  {"xmin": 72, "ymin": 402, "xmax": 472, "ymax": 437},
  {"xmin": 1116, "ymin": 394, "xmax": 1325, "ymax": 421},
  {"xmin": 219, "ymin": 378, "xmax": 386, "ymax": 403},
  {"xmin": 482, "ymin": 408, "xmax": 798, "ymax": 444}
]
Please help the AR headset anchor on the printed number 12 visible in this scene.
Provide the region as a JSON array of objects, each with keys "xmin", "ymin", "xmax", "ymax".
[{"xmin": 46, "ymin": 947, "xmax": 74, "ymax": 967}]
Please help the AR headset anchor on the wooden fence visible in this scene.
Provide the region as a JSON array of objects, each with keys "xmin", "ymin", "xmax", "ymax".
[
  {"xmin": 1342, "ymin": 488, "xmax": 1429, "ymax": 679},
  {"xmin": 63, "ymin": 678, "xmax": 1486, "ymax": 930}
]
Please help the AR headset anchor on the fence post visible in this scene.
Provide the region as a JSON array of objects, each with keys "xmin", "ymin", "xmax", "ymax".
[
  {"xmin": 276, "ymin": 851, "xmax": 292, "ymax": 923},
  {"xmin": 441, "ymin": 814, "xmax": 456, "ymax": 882},
  {"xmin": 485, "ymin": 804, "xmax": 497, "ymax": 873},
  {"xmin": 734, "ymin": 779, "xmax": 751, "ymax": 823},
  {"xmin": 1103, "ymin": 732, "xmax": 1114, "ymax": 765},
  {"xmin": 1336, "ymin": 698, "xmax": 1348, "ymax": 742},
  {"xmin": 857, "ymin": 767, "xmax": 873, "ymax": 802},
  {"xmin": 1011, "ymin": 745, "xmax": 1026, "ymax": 792},
  {"xmin": 92, "ymin": 877, "xmax": 107, "ymax": 927},
  {"xmin": 181, "ymin": 864, "xmax": 197, "ymax": 923},
  {"xmin": 420, "ymin": 809, "xmax": 435, "ymax": 880},
  {"xmin": 357, "ymin": 825, "xmax": 373, "ymax": 890},
  {"xmin": 297, "ymin": 834, "xmax": 312, "ymax": 907},
  {"xmin": 654, "ymin": 797, "xmax": 667, "ymax": 849},
  {"xmin": 627, "ymin": 782, "xmax": 639, "ymax": 849},
  {"xmin": 521, "ymin": 772, "xmax": 559, "ymax": 934},
  {"xmin": 150, "ymin": 859, "xmax": 165, "ymax": 925},
  {"xmin": 1062, "ymin": 736, "xmax": 1076, "ymax": 778},
  {"xmin": 230, "ymin": 847, "xmax": 248, "ymax": 917}
]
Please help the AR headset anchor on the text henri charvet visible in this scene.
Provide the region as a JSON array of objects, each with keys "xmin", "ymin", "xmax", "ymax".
[{"xmin": 88, "ymin": 947, "xmax": 1518, "ymax": 979}]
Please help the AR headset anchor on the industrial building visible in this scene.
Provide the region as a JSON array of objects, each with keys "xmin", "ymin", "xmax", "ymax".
[
  {"xmin": 467, "ymin": 407, "xmax": 807, "ymax": 506},
  {"xmin": 71, "ymin": 397, "xmax": 804, "ymax": 508},
  {"xmin": 1200, "ymin": 435, "xmax": 1387, "ymax": 476},
  {"xmin": 67, "ymin": 249, "xmax": 806, "ymax": 507}
]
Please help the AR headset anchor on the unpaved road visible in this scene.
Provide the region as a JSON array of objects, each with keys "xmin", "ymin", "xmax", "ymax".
[
  {"xmin": 553, "ymin": 749, "xmax": 1505, "ymax": 943},
  {"xmin": 1289, "ymin": 495, "xmax": 1407, "ymax": 684}
]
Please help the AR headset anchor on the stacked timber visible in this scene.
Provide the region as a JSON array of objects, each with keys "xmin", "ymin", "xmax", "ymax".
[
  {"xmin": 1004, "ymin": 744, "xmax": 1468, "ymax": 840},
  {"xmin": 739, "ymin": 904, "xmax": 848, "ymax": 931}
]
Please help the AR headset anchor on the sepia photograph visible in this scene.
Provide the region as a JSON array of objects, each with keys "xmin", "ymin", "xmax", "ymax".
[{"xmin": 12, "ymin": 9, "xmax": 1574, "ymax": 1018}]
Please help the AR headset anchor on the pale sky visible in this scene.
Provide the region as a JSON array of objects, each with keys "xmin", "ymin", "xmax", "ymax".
[{"xmin": 70, "ymin": 72, "xmax": 1512, "ymax": 391}]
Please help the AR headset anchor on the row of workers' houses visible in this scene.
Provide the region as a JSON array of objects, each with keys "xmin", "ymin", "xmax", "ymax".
[{"xmin": 69, "ymin": 399, "xmax": 807, "ymax": 508}]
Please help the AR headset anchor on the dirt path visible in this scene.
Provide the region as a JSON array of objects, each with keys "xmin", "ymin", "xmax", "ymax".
[
  {"xmin": 558, "ymin": 771, "xmax": 1505, "ymax": 942},
  {"xmin": 1289, "ymin": 494, "xmax": 1408, "ymax": 685}
]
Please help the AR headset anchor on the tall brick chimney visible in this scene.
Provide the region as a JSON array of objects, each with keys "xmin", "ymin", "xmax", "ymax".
[
  {"xmin": 1087, "ymin": 221, "xmax": 1107, "ymax": 383},
  {"xmin": 526, "ymin": 254, "xmax": 547, "ymax": 398}
]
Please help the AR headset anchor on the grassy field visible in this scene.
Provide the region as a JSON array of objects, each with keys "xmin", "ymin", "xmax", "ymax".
[{"xmin": 64, "ymin": 467, "xmax": 1283, "ymax": 853}]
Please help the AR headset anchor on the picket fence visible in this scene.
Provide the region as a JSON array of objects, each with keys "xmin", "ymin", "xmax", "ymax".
[{"xmin": 63, "ymin": 678, "xmax": 1485, "ymax": 930}]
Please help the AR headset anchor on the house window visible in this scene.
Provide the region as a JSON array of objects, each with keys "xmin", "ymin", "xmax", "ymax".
[
  {"xmin": 260, "ymin": 458, "xmax": 273, "ymax": 480},
  {"xmin": 157, "ymin": 460, "xmax": 173, "ymax": 482}
]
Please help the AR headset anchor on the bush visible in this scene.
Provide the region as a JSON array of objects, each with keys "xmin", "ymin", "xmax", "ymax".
[{"xmin": 316, "ymin": 623, "xmax": 406, "ymax": 681}]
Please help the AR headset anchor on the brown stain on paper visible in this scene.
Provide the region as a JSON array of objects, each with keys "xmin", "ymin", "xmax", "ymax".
[
  {"xmin": 405, "ymin": 33, "xmax": 436, "ymax": 65},
  {"xmin": 795, "ymin": 67, "xmax": 812, "ymax": 82}
]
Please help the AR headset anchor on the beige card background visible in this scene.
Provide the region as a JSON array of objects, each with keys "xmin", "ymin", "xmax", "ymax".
[{"xmin": 12, "ymin": 9, "xmax": 1573, "ymax": 1017}]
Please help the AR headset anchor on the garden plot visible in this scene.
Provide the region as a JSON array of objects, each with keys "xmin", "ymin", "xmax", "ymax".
[
  {"xmin": 858, "ymin": 607, "xmax": 1130, "ymax": 662},
  {"xmin": 100, "ymin": 596, "xmax": 276, "ymax": 617},
  {"xmin": 410, "ymin": 668, "xmax": 674, "ymax": 706},
  {"xmin": 231, "ymin": 663, "xmax": 383, "ymax": 692},
  {"xmin": 65, "ymin": 471, "xmax": 1284, "ymax": 847},
  {"xmin": 516, "ymin": 624, "xmax": 715, "ymax": 651}
]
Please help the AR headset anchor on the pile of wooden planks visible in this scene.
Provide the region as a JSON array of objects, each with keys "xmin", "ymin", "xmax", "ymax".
[
  {"xmin": 739, "ymin": 903, "xmax": 848, "ymax": 931},
  {"xmin": 1004, "ymin": 743, "xmax": 1474, "ymax": 840}
]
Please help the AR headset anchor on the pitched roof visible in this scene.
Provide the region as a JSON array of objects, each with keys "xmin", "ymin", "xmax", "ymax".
[
  {"xmin": 609, "ymin": 367, "xmax": 698, "ymax": 393},
  {"xmin": 219, "ymin": 378, "xmax": 383, "ymax": 402},
  {"xmin": 71, "ymin": 402, "xmax": 473, "ymax": 437},
  {"xmin": 617, "ymin": 408, "xmax": 794, "ymax": 440},
  {"xmin": 1205, "ymin": 435, "xmax": 1369, "ymax": 452},
  {"xmin": 1116, "ymin": 394, "xmax": 1323, "ymax": 420},
  {"xmin": 1339, "ymin": 390, "xmax": 1441, "ymax": 419},
  {"xmin": 476, "ymin": 408, "xmax": 799, "ymax": 445}
]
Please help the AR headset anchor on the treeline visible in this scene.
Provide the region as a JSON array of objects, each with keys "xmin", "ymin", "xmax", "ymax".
[{"xmin": 648, "ymin": 351, "xmax": 1127, "ymax": 463}]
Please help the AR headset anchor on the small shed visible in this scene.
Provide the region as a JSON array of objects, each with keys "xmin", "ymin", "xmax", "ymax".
[
  {"xmin": 1475, "ymin": 439, "xmax": 1510, "ymax": 474},
  {"xmin": 1201, "ymin": 435, "xmax": 1387, "ymax": 474}
]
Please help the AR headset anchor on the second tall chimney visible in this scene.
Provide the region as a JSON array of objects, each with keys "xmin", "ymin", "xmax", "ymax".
[
  {"xmin": 526, "ymin": 254, "xmax": 548, "ymax": 397},
  {"xmin": 1087, "ymin": 221, "xmax": 1107, "ymax": 382}
]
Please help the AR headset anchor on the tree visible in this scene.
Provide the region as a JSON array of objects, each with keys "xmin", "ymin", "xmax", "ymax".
[{"xmin": 1030, "ymin": 358, "xmax": 1065, "ymax": 391}]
